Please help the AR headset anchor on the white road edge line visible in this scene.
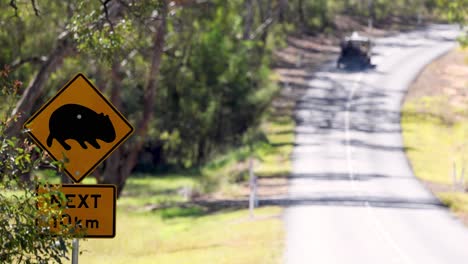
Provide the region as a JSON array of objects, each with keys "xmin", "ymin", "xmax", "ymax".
[{"xmin": 344, "ymin": 71, "xmax": 414, "ymax": 264}]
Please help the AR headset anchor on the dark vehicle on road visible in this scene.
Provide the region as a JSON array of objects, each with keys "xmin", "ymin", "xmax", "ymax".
[{"xmin": 337, "ymin": 32, "xmax": 373, "ymax": 69}]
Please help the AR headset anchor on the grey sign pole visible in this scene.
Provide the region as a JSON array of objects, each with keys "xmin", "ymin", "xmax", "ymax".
[
  {"xmin": 249, "ymin": 156, "xmax": 256, "ymax": 218},
  {"xmin": 71, "ymin": 238, "xmax": 79, "ymax": 264}
]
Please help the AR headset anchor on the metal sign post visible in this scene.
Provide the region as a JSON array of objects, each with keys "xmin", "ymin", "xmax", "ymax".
[
  {"xmin": 72, "ymin": 238, "xmax": 79, "ymax": 264},
  {"xmin": 249, "ymin": 156, "xmax": 257, "ymax": 218}
]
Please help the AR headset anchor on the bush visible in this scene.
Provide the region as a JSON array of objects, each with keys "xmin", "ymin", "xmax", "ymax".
[{"xmin": 0, "ymin": 66, "xmax": 74, "ymax": 264}]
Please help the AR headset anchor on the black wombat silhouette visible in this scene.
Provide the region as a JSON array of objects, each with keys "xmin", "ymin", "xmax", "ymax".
[{"xmin": 46, "ymin": 104, "xmax": 116, "ymax": 151}]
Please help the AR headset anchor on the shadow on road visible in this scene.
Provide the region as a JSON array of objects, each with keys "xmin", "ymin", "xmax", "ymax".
[
  {"xmin": 294, "ymin": 73, "xmax": 403, "ymax": 135},
  {"xmin": 261, "ymin": 195, "xmax": 444, "ymax": 210},
  {"xmin": 287, "ymin": 172, "xmax": 391, "ymax": 181},
  {"xmin": 344, "ymin": 139, "xmax": 415, "ymax": 152},
  {"xmin": 178, "ymin": 195, "xmax": 445, "ymax": 212}
]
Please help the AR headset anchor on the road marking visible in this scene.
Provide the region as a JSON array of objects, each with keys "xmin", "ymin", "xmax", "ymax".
[
  {"xmin": 344, "ymin": 73, "xmax": 359, "ymax": 190},
  {"xmin": 344, "ymin": 71, "xmax": 414, "ymax": 264},
  {"xmin": 364, "ymin": 201, "xmax": 414, "ymax": 264}
]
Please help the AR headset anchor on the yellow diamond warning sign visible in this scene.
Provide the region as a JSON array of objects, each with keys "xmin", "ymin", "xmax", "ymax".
[
  {"xmin": 37, "ymin": 184, "xmax": 116, "ymax": 238},
  {"xmin": 24, "ymin": 73, "xmax": 134, "ymax": 183}
]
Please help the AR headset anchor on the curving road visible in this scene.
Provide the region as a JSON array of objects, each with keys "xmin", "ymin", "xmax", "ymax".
[{"xmin": 284, "ymin": 25, "xmax": 468, "ymax": 264}]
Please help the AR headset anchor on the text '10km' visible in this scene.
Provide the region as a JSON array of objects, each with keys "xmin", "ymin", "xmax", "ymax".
[{"xmin": 37, "ymin": 185, "xmax": 117, "ymax": 238}]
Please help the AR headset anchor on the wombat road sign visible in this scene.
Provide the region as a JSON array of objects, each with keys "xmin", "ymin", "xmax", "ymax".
[
  {"xmin": 37, "ymin": 184, "xmax": 116, "ymax": 238},
  {"xmin": 47, "ymin": 104, "xmax": 117, "ymax": 151},
  {"xmin": 24, "ymin": 73, "xmax": 134, "ymax": 183}
]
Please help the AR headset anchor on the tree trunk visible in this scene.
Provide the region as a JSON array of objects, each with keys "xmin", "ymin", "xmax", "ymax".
[
  {"xmin": 298, "ymin": 0, "xmax": 306, "ymax": 27},
  {"xmin": 344, "ymin": 0, "xmax": 351, "ymax": 14},
  {"xmin": 257, "ymin": 0, "xmax": 272, "ymax": 59},
  {"xmin": 243, "ymin": 0, "xmax": 254, "ymax": 40},
  {"xmin": 61, "ymin": 173, "xmax": 73, "ymax": 184},
  {"xmin": 368, "ymin": 0, "xmax": 374, "ymax": 28},
  {"xmin": 6, "ymin": 33, "xmax": 74, "ymax": 137},
  {"xmin": 320, "ymin": 0, "xmax": 329, "ymax": 30},
  {"xmin": 96, "ymin": 1, "xmax": 168, "ymax": 198},
  {"xmin": 278, "ymin": 0, "xmax": 288, "ymax": 22},
  {"xmin": 256, "ymin": 0, "xmax": 265, "ymax": 21}
]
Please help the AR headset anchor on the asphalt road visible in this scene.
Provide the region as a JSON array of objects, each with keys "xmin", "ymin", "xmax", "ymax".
[{"xmin": 284, "ymin": 25, "xmax": 468, "ymax": 264}]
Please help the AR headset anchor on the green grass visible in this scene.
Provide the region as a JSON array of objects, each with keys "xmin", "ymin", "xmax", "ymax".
[
  {"xmin": 4, "ymin": 173, "xmax": 283, "ymax": 263},
  {"xmin": 402, "ymin": 96, "xmax": 468, "ymax": 214},
  {"xmin": 78, "ymin": 206, "xmax": 283, "ymax": 264},
  {"xmin": 28, "ymin": 172, "xmax": 285, "ymax": 263},
  {"xmin": 32, "ymin": 171, "xmax": 284, "ymax": 263},
  {"xmin": 402, "ymin": 98, "xmax": 468, "ymax": 185},
  {"xmin": 438, "ymin": 192, "xmax": 468, "ymax": 213},
  {"xmin": 118, "ymin": 174, "xmax": 199, "ymax": 209},
  {"xmin": 255, "ymin": 116, "xmax": 294, "ymax": 178}
]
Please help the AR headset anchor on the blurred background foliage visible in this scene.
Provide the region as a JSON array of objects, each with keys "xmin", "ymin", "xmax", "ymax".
[{"xmin": 0, "ymin": 0, "xmax": 465, "ymax": 194}]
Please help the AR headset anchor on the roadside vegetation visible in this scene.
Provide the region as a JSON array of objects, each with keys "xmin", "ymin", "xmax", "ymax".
[
  {"xmin": 0, "ymin": 70, "xmax": 77, "ymax": 263},
  {"xmin": 402, "ymin": 48, "xmax": 468, "ymax": 224},
  {"xmin": 79, "ymin": 206, "xmax": 283, "ymax": 264},
  {"xmin": 43, "ymin": 173, "xmax": 284, "ymax": 263},
  {"xmin": 80, "ymin": 176, "xmax": 284, "ymax": 264}
]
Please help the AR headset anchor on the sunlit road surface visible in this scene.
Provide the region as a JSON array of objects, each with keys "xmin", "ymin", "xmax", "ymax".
[{"xmin": 283, "ymin": 25, "xmax": 468, "ymax": 264}]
